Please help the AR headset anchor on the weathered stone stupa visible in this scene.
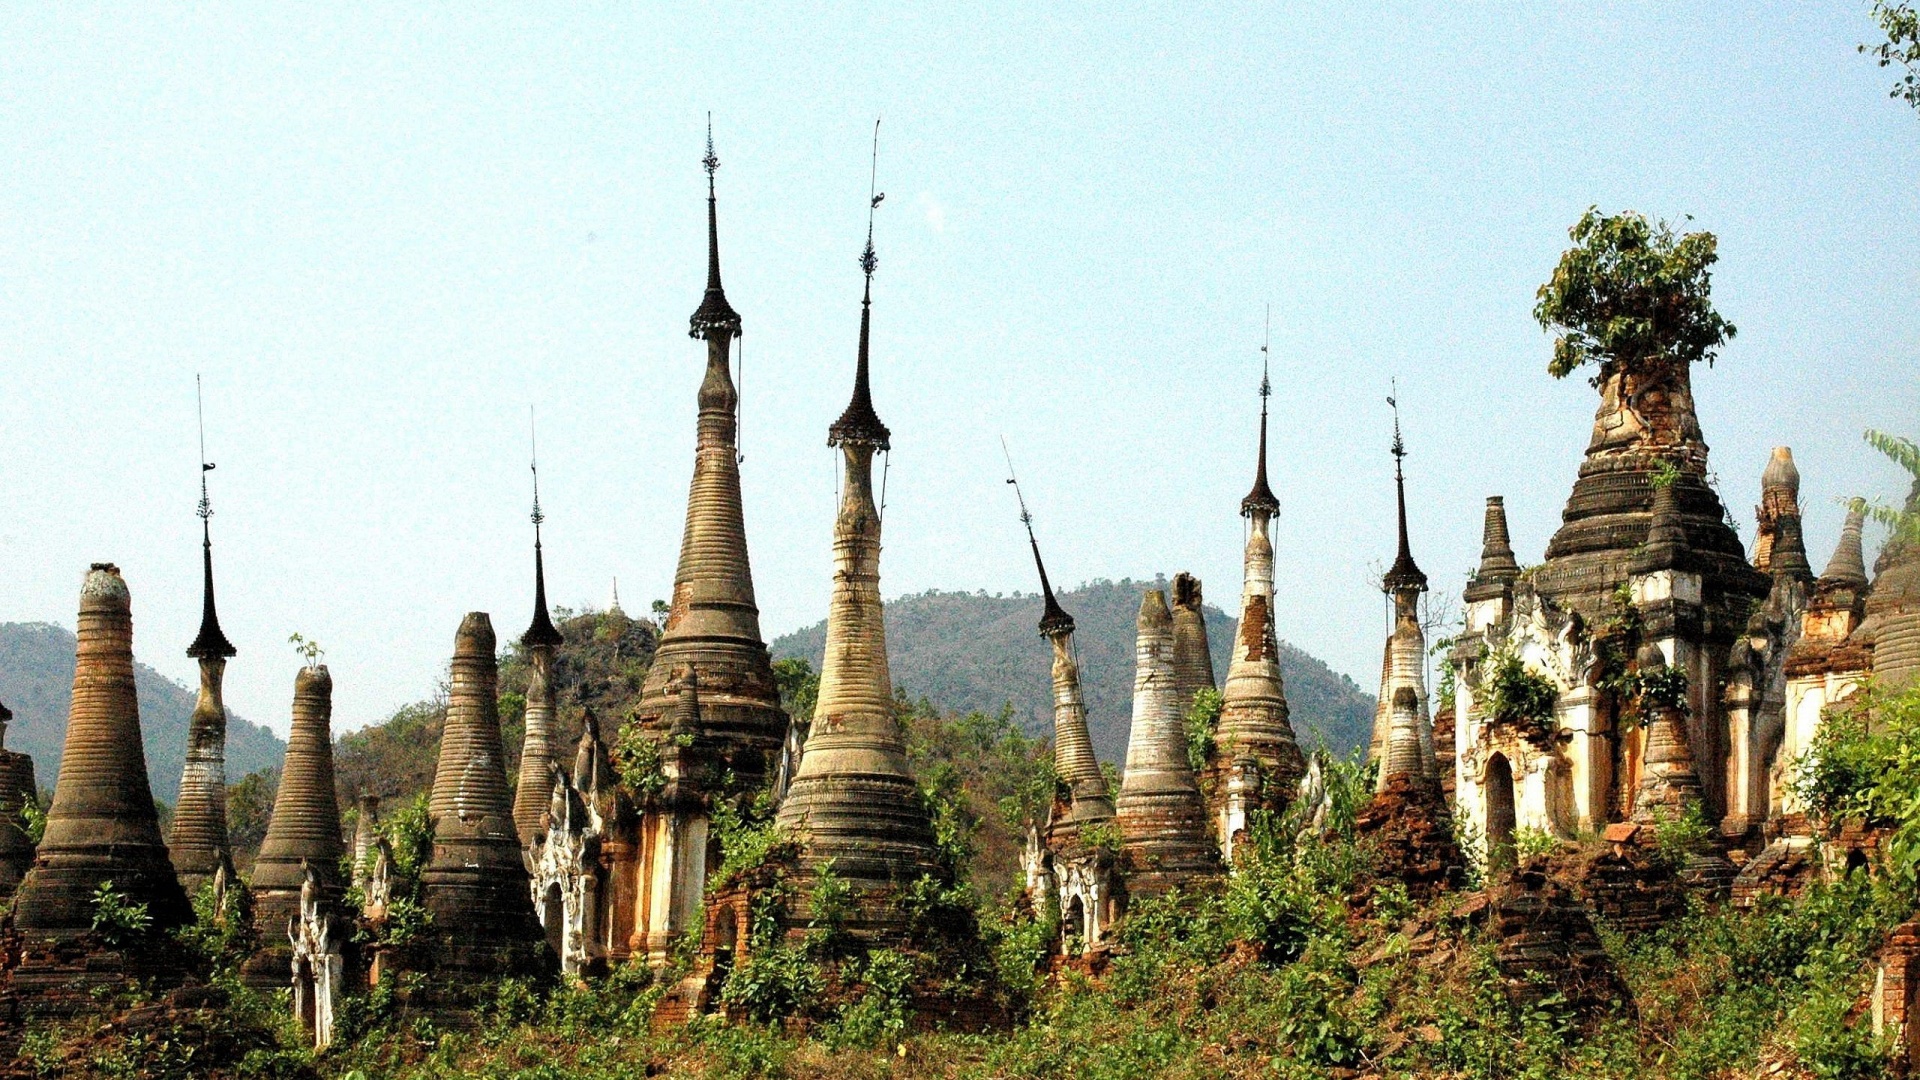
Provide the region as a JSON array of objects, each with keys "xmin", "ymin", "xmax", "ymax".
[
  {"xmin": 622, "ymin": 131, "xmax": 789, "ymax": 963},
  {"xmin": 12, "ymin": 565, "xmax": 190, "ymax": 935},
  {"xmin": 1169, "ymin": 572, "xmax": 1215, "ymax": 719},
  {"xmin": 0, "ymin": 702, "xmax": 37, "ymax": 897},
  {"xmin": 1354, "ymin": 416, "xmax": 1461, "ymax": 896},
  {"xmin": 241, "ymin": 663, "xmax": 346, "ymax": 991},
  {"xmin": 1534, "ymin": 357, "xmax": 1768, "ymax": 819},
  {"xmin": 1861, "ymin": 480, "xmax": 1920, "ymax": 690},
  {"xmin": 1371, "ymin": 401, "xmax": 1434, "ymax": 791},
  {"xmin": 513, "ymin": 468, "xmax": 565, "ymax": 851},
  {"xmin": 170, "ymin": 510, "xmax": 239, "ymax": 898},
  {"xmin": 1114, "ymin": 590, "xmax": 1221, "ymax": 900},
  {"xmin": 772, "ymin": 195, "xmax": 944, "ymax": 936},
  {"xmin": 1011, "ymin": 482, "xmax": 1118, "ymax": 950},
  {"xmin": 1205, "ymin": 361, "xmax": 1303, "ymax": 854},
  {"xmin": 414, "ymin": 613, "xmax": 552, "ymax": 982}
]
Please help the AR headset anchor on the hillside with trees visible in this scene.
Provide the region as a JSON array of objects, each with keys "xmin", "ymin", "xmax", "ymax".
[{"xmin": 0, "ymin": 620, "xmax": 285, "ymax": 805}]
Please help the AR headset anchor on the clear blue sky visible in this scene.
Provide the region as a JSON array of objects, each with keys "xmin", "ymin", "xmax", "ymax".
[{"xmin": 3, "ymin": 4, "xmax": 1915, "ymax": 738}]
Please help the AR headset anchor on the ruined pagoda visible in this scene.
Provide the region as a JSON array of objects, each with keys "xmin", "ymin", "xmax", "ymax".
[
  {"xmin": 412, "ymin": 613, "xmax": 553, "ymax": 987},
  {"xmin": 1530, "ymin": 321, "xmax": 1767, "ymax": 819},
  {"xmin": 1353, "ymin": 410, "xmax": 1460, "ymax": 895},
  {"xmin": 772, "ymin": 143, "xmax": 945, "ymax": 936},
  {"xmin": 1168, "ymin": 573, "xmax": 1215, "ymax": 720},
  {"xmin": 170, "ymin": 423, "xmax": 239, "ymax": 898},
  {"xmin": 622, "ymin": 125, "xmax": 788, "ymax": 963},
  {"xmin": 1370, "ymin": 389, "xmax": 1434, "ymax": 790},
  {"xmin": 242, "ymin": 661, "xmax": 346, "ymax": 992},
  {"xmin": 513, "ymin": 443, "xmax": 565, "ymax": 851},
  {"xmin": 1114, "ymin": 589, "xmax": 1222, "ymax": 901},
  {"xmin": 8, "ymin": 565, "xmax": 191, "ymax": 1001},
  {"xmin": 1008, "ymin": 463, "xmax": 1117, "ymax": 950},
  {"xmin": 1204, "ymin": 337, "xmax": 1303, "ymax": 856}
]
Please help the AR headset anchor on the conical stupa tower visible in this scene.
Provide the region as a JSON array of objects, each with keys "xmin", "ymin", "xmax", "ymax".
[
  {"xmin": 773, "ymin": 180, "xmax": 944, "ymax": 934},
  {"xmin": 1168, "ymin": 573, "xmax": 1215, "ymax": 719},
  {"xmin": 1371, "ymin": 399, "xmax": 1434, "ymax": 790},
  {"xmin": 513, "ymin": 461, "xmax": 565, "ymax": 849},
  {"xmin": 0, "ymin": 701, "xmax": 38, "ymax": 897},
  {"xmin": 1010, "ymin": 480, "xmax": 1110, "ymax": 823},
  {"xmin": 1114, "ymin": 590, "xmax": 1221, "ymax": 899},
  {"xmin": 622, "ymin": 129, "xmax": 789, "ymax": 963},
  {"xmin": 12, "ymin": 565, "xmax": 190, "ymax": 934},
  {"xmin": 1865, "ymin": 479, "xmax": 1920, "ymax": 689},
  {"xmin": 419, "ymin": 613, "xmax": 551, "ymax": 976},
  {"xmin": 241, "ymin": 663, "xmax": 345, "ymax": 991},
  {"xmin": 1207, "ymin": 352, "xmax": 1303, "ymax": 850},
  {"xmin": 1754, "ymin": 448, "xmax": 1813, "ymax": 584},
  {"xmin": 1533, "ymin": 347, "xmax": 1766, "ymax": 819},
  {"xmin": 171, "ymin": 466, "xmax": 239, "ymax": 897},
  {"xmin": 629, "ymin": 125, "xmax": 786, "ymax": 788}
]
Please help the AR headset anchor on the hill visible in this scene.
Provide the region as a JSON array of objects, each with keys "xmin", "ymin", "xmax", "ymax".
[
  {"xmin": 770, "ymin": 576, "xmax": 1375, "ymax": 761},
  {"xmin": 0, "ymin": 621, "xmax": 286, "ymax": 805}
]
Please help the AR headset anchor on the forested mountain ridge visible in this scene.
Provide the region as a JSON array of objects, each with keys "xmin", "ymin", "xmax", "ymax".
[
  {"xmin": 0, "ymin": 621, "xmax": 286, "ymax": 804},
  {"xmin": 771, "ymin": 577, "xmax": 1375, "ymax": 761}
]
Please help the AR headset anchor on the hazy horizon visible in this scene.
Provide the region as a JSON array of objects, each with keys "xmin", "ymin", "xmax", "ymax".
[{"xmin": 5, "ymin": 6, "xmax": 1916, "ymax": 738}]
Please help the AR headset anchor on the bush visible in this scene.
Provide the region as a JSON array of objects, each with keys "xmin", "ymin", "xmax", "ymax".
[{"xmin": 90, "ymin": 881, "xmax": 152, "ymax": 947}]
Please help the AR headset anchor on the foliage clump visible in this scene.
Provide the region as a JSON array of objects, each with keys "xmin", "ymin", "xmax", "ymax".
[
  {"xmin": 1534, "ymin": 208, "xmax": 1736, "ymax": 383},
  {"xmin": 1479, "ymin": 647, "xmax": 1560, "ymax": 744}
]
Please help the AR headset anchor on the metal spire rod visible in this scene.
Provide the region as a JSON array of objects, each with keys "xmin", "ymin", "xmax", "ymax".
[
  {"xmin": 529, "ymin": 406, "xmax": 544, "ymax": 537},
  {"xmin": 1388, "ymin": 377, "xmax": 1406, "ymax": 483},
  {"xmin": 1001, "ymin": 435, "xmax": 1035, "ymax": 535},
  {"xmin": 195, "ymin": 374, "xmax": 215, "ymax": 524},
  {"xmin": 704, "ymin": 112, "xmax": 718, "ymax": 193},
  {"xmin": 861, "ymin": 118, "xmax": 884, "ymax": 280},
  {"xmin": 1260, "ymin": 304, "xmax": 1272, "ymax": 407}
]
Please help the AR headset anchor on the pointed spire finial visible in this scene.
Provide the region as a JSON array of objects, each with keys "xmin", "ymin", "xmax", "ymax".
[
  {"xmin": 1381, "ymin": 379, "xmax": 1428, "ymax": 594},
  {"xmin": 829, "ymin": 118, "xmax": 891, "ymax": 450},
  {"xmin": 1242, "ymin": 306, "xmax": 1280, "ymax": 519},
  {"xmin": 1002, "ymin": 437, "xmax": 1074, "ymax": 637},
  {"xmin": 523, "ymin": 408, "xmax": 563, "ymax": 650},
  {"xmin": 188, "ymin": 375, "xmax": 236, "ymax": 660},
  {"xmin": 690, "ymin": 113, "xmax": 742, "ymax": 340}
]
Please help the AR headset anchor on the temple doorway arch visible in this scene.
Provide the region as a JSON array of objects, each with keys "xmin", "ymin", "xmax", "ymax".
[
  {"xmin": 1486, "ymin": 753, "xmax": 1517, "ymax": 869},
  {"xmin": 542, "ymin": 883, "xmax": 565, "ymax": 956}
]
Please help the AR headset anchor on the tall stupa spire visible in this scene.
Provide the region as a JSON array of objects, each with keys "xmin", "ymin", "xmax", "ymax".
[
  {"xmin": 1370, "ymin": 387, "xmax": 1435, "ymax": 779},
  {"xmin": 626, "ymin": 120, "xmax": 788, "ymax": 958},
  {"xmin": 1381, "ymin": 382, "xmax": 1428, "ymax": 595},
  {"xmin": 1004, "ymin": 444, "xmax": 1106, "ymax": 815},
  {"xmin": 173, "ymin": 376, "xmax": 238, "ymax": 894},
  {"xmin": 515, "ymin": 415, "xmax": 564, "ymax": 847},
  {"xmin": 775, "ymin": 123, "xmax": 945, "ymax": 928},
  {"xmin": 1241, "ymin": 307, "xmax": 1280, "ymax": 519},
  {"xmin": 1209, "ymin": 324, "xmax": 1303, "ymax": 844},
  {"xmin": 689, "ymin": 114, "xmax": 742, "ymax": 341}
]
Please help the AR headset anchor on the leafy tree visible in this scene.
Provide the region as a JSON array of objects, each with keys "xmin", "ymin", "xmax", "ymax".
[
  {"xmin": 1534, "ymin": 208, "xmax": 1736, "ymax": 384},
  {"xmin": 225, "ymin": 767, "xmax": 278, "ymax": 872},
  {"xmin": 1855, "ymin": 429, "xmax": 1920, "ymax": 547},
  {"xmin": 1863, "ymin": 2, "xmax": 1920, "ymax": 112},
  {"xmin": 772, "ymin": 656, "xmax": 819, "ymax": 724}
]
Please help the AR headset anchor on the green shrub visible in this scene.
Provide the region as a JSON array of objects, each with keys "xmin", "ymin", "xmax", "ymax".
[
  {"xmin": 1481, "ymin": 648, "xmax": 1560, "ymax": 743},
  {"xmin": 1184, "ymin": 687, "xmax": 1222, "ymax": 774},
  {"xmin": 89, "ymin": 881, "xmax": 152, "ymax": 947}
]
